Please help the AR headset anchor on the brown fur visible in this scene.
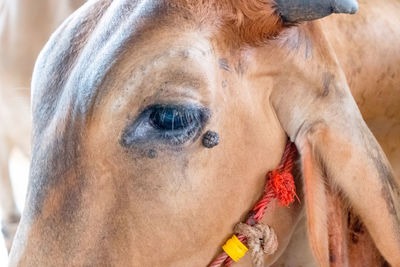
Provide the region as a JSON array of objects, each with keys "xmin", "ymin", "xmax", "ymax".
[
  {"xmin": 172, "ymin": 0, "xmax": 284, "ymax": 46},
  {"xmin": 8, "ymin": 0, "xmax": 400, "ymax": 266}
]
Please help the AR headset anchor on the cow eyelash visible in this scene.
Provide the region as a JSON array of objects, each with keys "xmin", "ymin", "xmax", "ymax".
[{"xmin": 121, "ymin": 104, "xmax": 209, "ymax": 147}]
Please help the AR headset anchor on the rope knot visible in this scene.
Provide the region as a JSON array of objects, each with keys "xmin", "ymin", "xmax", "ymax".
[{"xmin": 234, "ymin": 223, "xmax": 278, "ymax": 267}]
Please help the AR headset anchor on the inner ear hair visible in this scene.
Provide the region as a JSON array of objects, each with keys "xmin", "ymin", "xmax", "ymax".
[{"xmin": 298, "ymin": 123, "xmax": 400, "ymax": 266}]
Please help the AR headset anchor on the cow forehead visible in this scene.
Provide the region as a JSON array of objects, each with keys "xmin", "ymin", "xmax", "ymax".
[
  {"xmin": 32, "ymin": 0, "xmax": 283, "ymax": 119},
  {"xmin": 31, "ymin": 0, "xmax": 220, "ymax": 122}
]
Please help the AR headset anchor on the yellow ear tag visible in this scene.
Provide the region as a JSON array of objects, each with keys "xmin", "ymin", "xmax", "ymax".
[{"xmin": 222, "ymin": 235, "xmax": 248, "ymax": 262}]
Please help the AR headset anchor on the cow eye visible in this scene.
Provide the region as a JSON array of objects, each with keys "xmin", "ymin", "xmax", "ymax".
[
  {"xmin": 121, "ymin": 104, "xmax": 209, "ymax": 147},
  {"xmin": 149, "ymin": 106, "xmax": 195, "ymax": 131}
]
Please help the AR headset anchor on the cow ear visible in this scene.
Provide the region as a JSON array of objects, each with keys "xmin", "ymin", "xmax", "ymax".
[
  {"xmin": 274, "ymin": 0, "xmax": 358, "ymax": 22},
  {"xmin": 296, "ymin": 120, "xmax": 400, "ymax": 266}
]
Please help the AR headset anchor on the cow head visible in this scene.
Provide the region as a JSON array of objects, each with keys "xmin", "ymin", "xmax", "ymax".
[{"xmin": 9, "ymin": 0, "xmax": 400, "ymax": 266}]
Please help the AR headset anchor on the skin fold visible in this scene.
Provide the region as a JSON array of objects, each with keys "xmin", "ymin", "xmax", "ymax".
[{"xmin": 8, "ymin": 0, "xmax": 400, "ymax": 266}]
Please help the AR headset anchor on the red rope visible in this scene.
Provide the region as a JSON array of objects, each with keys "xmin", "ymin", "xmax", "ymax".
[{"xmin": 208, "ymin": 141, "xmax": 298, "ymax": 267}]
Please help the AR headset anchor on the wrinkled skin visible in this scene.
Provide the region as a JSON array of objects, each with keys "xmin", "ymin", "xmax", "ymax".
[
  {"xmin": 0, "ymin": 0, "xmax": 85, "ymax": 252},
  {"xmin": 9, "ymin": 0, "xmax": 400, "ymax": 266}
]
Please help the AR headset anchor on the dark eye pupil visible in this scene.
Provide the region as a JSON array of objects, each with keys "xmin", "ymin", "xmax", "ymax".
[{"xmin": 150, "ymin": 107, "xmax": 194, "ymax": 130}]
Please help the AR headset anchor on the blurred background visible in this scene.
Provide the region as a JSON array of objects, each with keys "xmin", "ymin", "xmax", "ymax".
[{"xmin": 0, "ymin": 150, "xmax": 29, "ymax": 265}]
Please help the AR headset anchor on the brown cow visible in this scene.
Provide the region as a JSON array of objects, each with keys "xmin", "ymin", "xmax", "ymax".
[
  {"xmin": 0, "ymin": 0, "xmax": 85, "ymax": 253},
  {"xmin": 9, "ymin": 0, "xmax": 400, "ymax": 266}
]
